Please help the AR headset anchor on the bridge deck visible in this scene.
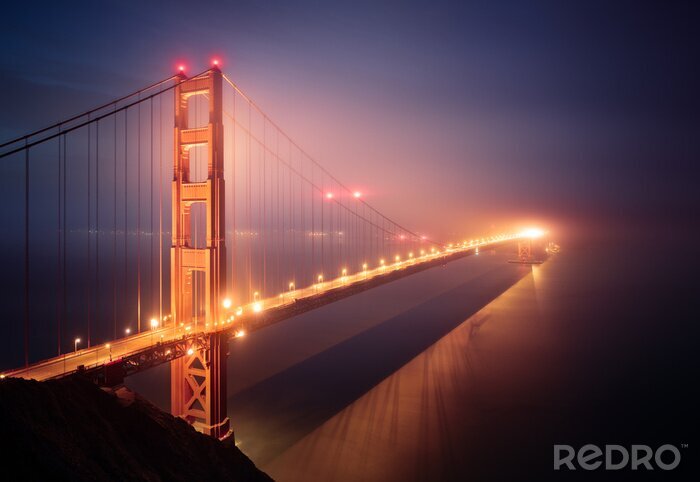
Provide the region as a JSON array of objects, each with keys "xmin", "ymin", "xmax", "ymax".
[{"xmin": 2, "ymin": 238, "xmax": 520, "ymax": 383}]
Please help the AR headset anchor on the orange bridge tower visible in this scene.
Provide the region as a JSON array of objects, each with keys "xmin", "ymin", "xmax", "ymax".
[{"xmin": 170, "ymin": 67, "xmax": 230, "ymax": 439}]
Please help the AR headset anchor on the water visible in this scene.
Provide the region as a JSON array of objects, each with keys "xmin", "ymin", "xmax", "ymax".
[{"xmin": 128, "ymin": 233, "xmax": 698, "ymax": 480}]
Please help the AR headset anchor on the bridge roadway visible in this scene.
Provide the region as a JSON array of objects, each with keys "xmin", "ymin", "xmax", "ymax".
[{"xmin": 2, "ymin": 235, "xmax": 523, "ymax": 384}]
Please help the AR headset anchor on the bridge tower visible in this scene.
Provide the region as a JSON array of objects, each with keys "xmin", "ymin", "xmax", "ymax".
[
  {"xmin": 517, "ymin": 240, "xmax": 532, "ymax": 261},
  {"xmin": 170, "ymin": 67, "xmax": 230, "ymax": 439}
]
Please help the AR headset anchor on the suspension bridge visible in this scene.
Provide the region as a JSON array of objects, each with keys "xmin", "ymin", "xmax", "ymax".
[{"xmin": 0, "ymin": 63, "xmax": 540, "ymax": 439}]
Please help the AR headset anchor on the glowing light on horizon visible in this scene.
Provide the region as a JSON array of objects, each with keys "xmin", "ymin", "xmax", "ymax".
[{"xmin": 520, "ymin": 228, "xmax": 546, "ymax": 239}]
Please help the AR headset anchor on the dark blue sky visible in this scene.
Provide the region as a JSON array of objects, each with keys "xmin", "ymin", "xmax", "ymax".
[{"xmin": 1, "ymin": 0, "xmax": 697, "ymax": 239}]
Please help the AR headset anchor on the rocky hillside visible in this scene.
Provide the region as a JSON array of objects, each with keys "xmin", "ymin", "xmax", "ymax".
[{"xmin": 0, "ymin": 376, "xmax": 273, "ymax": 481}]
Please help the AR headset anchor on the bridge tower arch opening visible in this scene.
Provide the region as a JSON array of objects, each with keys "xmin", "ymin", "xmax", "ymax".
[{"xmin": 170, "ymin": 67, "xmax": 230, "ymax": 439}]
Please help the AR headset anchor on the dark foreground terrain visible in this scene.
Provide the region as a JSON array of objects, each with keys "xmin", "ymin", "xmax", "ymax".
[{"xmin": 0, "ymin": 376, "xmax": 272, "ymax": 481}]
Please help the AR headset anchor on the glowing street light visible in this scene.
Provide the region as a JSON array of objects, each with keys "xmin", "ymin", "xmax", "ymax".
[
  {"xmin": 325, "ymin": 192, "xmax": 334, "ymax": 199},
  {"xmin": 252, "ymin": 302, "xmax": 263, "ymax": 313},
  {"xmin": 222, "ymin": 298, "xmax": 232, "ymax": 310},
  {"xmin": 253, "ymin": 291, "xmax": 260, "ymax": 302},
  {"xmin": 380, "ymin": 258, "xmax": 386, "ymax": 269},
  {"xmin": 125, "ymin": 328, "xmax": 131, "ymax": 335},
  {"xmin": 74, "ymin": 338, "xmax": 81, "ymax": 352},
  {"xmin": 395, "ymin": 255, "xmax": 401, "ymax": 263},
  {"xmin": 289, "ymin": 281, "xmax": 295, "ymax": 291},
  {"xmin": 187, "ymin": 348, "xmax": 194, "ymax": 356},
  {"xmin": 353, "ymin": 191, "xmax": 361, "ymax": 198},
  {"xmin": 150, "ymin": 318, "xmax": 159, "ymax": 330}
]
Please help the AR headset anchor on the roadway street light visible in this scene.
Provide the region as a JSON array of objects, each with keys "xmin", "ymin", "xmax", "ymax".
[
  {"xmin": 125, "ymin": 328, "xmax": 131, "ymax": 335},
  {"xmin": 74, "ymin": 338, "xmax": 81, "ymax": 352},
  {"xmin": 222, "ymin": 298, "xmax": 232, "ymax": 309}
]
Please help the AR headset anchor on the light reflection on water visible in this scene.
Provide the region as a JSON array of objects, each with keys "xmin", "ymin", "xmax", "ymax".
[{"xmin": 128, "ymin": 237, "xmax": 696, "ymax": 480}]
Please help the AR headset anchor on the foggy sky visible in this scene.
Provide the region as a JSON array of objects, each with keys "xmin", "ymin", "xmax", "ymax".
[{"xmin": 1, "ymin": 0, "xmax": 697, "ymax": 241}]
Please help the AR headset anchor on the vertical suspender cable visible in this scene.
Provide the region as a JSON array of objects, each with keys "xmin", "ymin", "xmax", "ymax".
[
  {"xmin": 96, "ymin": 120, "xmax": 100, "ymax": 345},
  {"xmin": 150, "ymin": 98, "xmax": 154, "ymax": 320},
  {"xmin": 57, "ymin": 136, "xmax": 62, "ymax": 355},
  {"xmin": 24, "ymin": 146, "xmax": 30, "ymax": 367},
  {"xmin": 159, "ymin": 95, "xmax": 163, "ymax": 322},
  {"xmin": 113, "ymin": 113, "xmax": 117, "ymax": 339},
  {"xmin": 262, "ymin": 118, "xmax": 266, "ymax": 295},
  {"xmin": 230, "ymin": 90, "xmax": 238, "ymax": 295},
  {"xmin": 87, "ymin": 124, "xmax": 91, "ymax": 347},
  {"xmin": 137, "ymin": 102, "xmax": 141, "ymax": 333},
  {"xmin": 63, "ymin": 135, "xmax": 67, "ymax": 353},
  {"xmin": 124, "ymin": 110, "xmax": 128, "ymax": 335}
]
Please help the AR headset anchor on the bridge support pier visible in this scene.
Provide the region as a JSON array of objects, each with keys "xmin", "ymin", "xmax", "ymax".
[{"xmin": 171, "ymin": 332, "xmax": 230, "ymax": 439}]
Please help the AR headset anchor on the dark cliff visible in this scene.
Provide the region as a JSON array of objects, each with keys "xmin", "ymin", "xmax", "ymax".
[{"xmin": 0, "ymin": 376, "xmax": 273, "ymax": 481}]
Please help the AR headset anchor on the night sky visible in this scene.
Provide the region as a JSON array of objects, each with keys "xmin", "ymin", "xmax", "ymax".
[{"xmin": 1, "ymin": 0, "xmax": 697, "ymax": 240}]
